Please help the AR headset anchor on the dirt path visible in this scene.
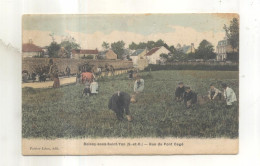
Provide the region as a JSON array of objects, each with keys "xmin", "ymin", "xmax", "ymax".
[
  {"xmin": 22, "ymin": 77, "xmax": 77, "ymax": 89},
  {"xmin": 22, "ymin": 69, "xmax": 129, "ymax": 89}
]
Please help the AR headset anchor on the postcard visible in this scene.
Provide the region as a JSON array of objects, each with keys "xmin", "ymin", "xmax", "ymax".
[{"xmin": 22, "ymin": 14, "xmax": 239, "ymax": 155}]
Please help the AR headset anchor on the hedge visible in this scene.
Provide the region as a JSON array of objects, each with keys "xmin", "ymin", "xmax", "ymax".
[{"xmin": 144, "ymin": 64, "xmax": 239, "ymax": 71}]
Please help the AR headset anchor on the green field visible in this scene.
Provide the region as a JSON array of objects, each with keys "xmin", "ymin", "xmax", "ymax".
[{"xmin": 22, "ymin": 70, "xmax": 239, "ymax": 138}]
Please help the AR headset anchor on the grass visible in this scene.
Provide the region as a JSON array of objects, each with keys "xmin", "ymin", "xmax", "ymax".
[{"xmin": 22, "ymin": 70, "xmax": 239, "ymax": 139}]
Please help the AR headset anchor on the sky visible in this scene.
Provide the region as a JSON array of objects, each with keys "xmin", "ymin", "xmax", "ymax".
[{"xmin": 22, "ymin": 14, "xmax": 239, "ymax": 50}]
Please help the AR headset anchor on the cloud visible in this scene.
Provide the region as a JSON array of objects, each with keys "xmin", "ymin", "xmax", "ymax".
[{"xmin": 23, "ymin": 26, "xmax": 225, "ymax": 50}]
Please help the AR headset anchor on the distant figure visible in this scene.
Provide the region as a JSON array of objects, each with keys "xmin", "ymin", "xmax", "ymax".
[
  {"xmin": 134, "ymin": 76, "xmax": 144, "ymax": 93},
  {"xmin": 222, "ymin": 83, "xmax": 237, "ymax": 106},
  {"xmin": 35, "ymin": 74, "xmax": 40, "ymax": 82},
  {"xmin": 82, "ymin": 81, "xmax": 91, "ymax": 96},
  {"xmin": 90, "ymin": 79, "xmax": 99, "ymax": 95},
  {"xmin": 208, "ymin": 84, "xmax": 222, "ymax": 101},
  {"xmin": 175, "ymin": 82, "xmax": 185, "ymax": 102},
  {"xmin": 31, "ymin": 72, "xmax": 36, "ymax": 82},
  {"xmin": 110, "ymin": 65, "xmax": 115, "ymax": 76},
  {"xmin": 65, "ymin": 66, "xmax": 71, "ymax": 77},
  {"xmin": 81, "ymin": 72, "xmax": 94, "ymax": 83},
  {"xmin": 76, "ymin": 72, "xmax": 81, "ymax": 84},
  {"xmin": 53, "ymin": 74, "xmax": 60, "ymax": 88},
  {"xmin": 96, "ymin": 66, "xmax": 102, "ymax": 77},
  {"xmin": 128, "ymin": 69, "xmax": 134, "ymax": 79},
  {"xmin": 108, "ymin": 91, "xmax": 132, "ymax": 121},
  {"xmin": 22, "ymin": 71, "xmax": 28, "ymax": 83},
  {"xmin": 183, "ymin": 87, "xmax": 197, "ymax": 108},
  {"xmin": 39, "ymin": 73, "xmax": 46, "ymax": 82}
]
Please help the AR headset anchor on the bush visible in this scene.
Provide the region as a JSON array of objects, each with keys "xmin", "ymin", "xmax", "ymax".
[
  {"xmin": 144, "ymin": 64, "xmax": 238, "ymax": 71},
  {"xmin": 82, "ymin": 55, "xmax": 94, "ymax": 59}
]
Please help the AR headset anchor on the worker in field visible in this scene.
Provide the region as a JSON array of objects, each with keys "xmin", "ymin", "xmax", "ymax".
[
  {"xmin": 222, "ymin": 83, "xmax": 237, "ymax": 107},
  {"xmin": 108, "ymin": 91, "xmax": 132, "ymax": 121},
  {"xmin": 82, "ymin": 80, "xmax": 91, "ymax": 96},
  {"xmin": 134, "ymin": 75, "xmax": 144, "ymax": 93},
  {"xmin": 53, "ymin": 74, "xmax": 60, "ymax": 88},
  {"xmin": 128, "ymin": 69, "xmax": 134, "ymax": 79},
  {"xmin": 90, "ymin": 79, "xmax": 99, "ymax": 95},
  {"xmin": 175, "ymin": 82, "xmax": 185, "ymax": 102},
  {"xmin": 208, "ymin": 84, "xmax": 222, "ymax": 101},
  {"xmin": 183, "ymin": 86, "xmax": 197, "ymax": 108},
  {"xmin": 81, "ymin": 71, "xmax": 94, "ymax": 83}
]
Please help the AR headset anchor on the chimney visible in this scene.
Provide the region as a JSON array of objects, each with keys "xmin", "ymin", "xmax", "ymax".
[{"xmin": 29, "ymin": 39, "xmax": 33, "ymax": 44}]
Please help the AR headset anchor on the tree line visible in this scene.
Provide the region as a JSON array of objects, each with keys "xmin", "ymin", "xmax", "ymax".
[{"xmin": 45, "ymin": 18, "xmax": 238, "ymax": 62}]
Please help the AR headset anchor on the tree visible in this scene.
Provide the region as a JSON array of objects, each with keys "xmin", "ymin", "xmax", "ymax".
[
  {"xmin": 128, "ymin": 39, "xmax": 166, "ymax": 50},
  {"xmin": 160, "ymin": 53, "xmax": 169, "ymax": 60},
  {"xmin": 60, "ymin": 36, "xmax": 80, "ymax": 58},
  {"xmin": 47, "ymin": 42, "xmax": 61, "ymax": 58},
  {"xmin": 102, "ymin": 41, "xmax": 110, "ymax": 50},
  {"xmin": 129, "ymin": 42, "xmax": 138, "ymax": 50},
  {"xmin": 155, "ymin": 39, "xmax": 165, "ymax": 47},
  {"xmin": 195, "ymin": 40, "xmax": 216, "ymax": 60},
  {"xmin": 223, "ymin": 18, "xmax": 239, "ymax": 52},
  {"xmin": 111, "ymin": 41, "xmax": 125, "ymax": 59}
]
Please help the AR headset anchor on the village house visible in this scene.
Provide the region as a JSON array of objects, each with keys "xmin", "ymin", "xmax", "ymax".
[
  {"xmin": 71, "ymin": 49, "xmax": 99, "ymax": 59},
  {"xmin": 145, "ymin": 46, "xmax": 171, "ymax": 64},
  {"xmin": 176, "ymin": 43, "xmax": 195, "ymax": 54},
  {"xmin": 99, "ymin": 49, "xmax": 118, "ymax": 60},
  {"xmin": 216, "ymin": 38, "xmax": 238, "ymax": 61},
  {"xmin": 22, "ymin": 40, "xmax": 43, "ymax": 58},
  {"xmin": 130, "ymin": 48, "xmax": 148, "ymax": 70}
]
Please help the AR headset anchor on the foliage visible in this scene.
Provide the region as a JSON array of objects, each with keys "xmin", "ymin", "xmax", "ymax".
[
  {"xmin": 81, "ymin": 55, "xmax": 94, "ymax": 59},
  {"xmin": 129, "ymin": 39, "xmax": 167, "ymax": 50},
  {"xmin": 195, "ymin": 40, "xmax": 216, "ymax": 60},
  {"xmin": 60, "ymin": 36, "xmax": 81, "ymax": 58},
  {"xmin": 111, "ymin": 40, "xmax": 125, "ymax": 59},
  {"xmin": 160, "ymin": 53, "xmax": 169, "ymax": 60},
  {"xmin": 47, "ymin": 35, "xmax": 80, "ymax": 58},
  {"xmin": 102, "ymin": 41, "xmax": 110, "ymax": 50},
  {"xmin": 144, "ymin": 64, "xmax": 238, "ymax": 71},
  {"xmin": 47, "ymin": 42, "xmax": 61, "ymax": 58},
  {"xmin": 223, "ymin": 18, "xmax": 239, "ymax": 52},
  {"xmin": 226, "ymin": 52, "xmax": 239, "ymax": 62},
  {"xmin": 22, "ymin": 70, "xmax": 238, "ymax": 138}
]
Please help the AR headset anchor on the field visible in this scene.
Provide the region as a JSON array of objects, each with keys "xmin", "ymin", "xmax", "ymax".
[{"xmin": 22, "ymin": 70, "xmax": 239, "ymax": 138}]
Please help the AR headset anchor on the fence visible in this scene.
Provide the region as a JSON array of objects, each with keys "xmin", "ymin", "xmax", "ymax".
[{"xmin": 22, "ymin": 58, "xmax": 133, "ymax": 74}]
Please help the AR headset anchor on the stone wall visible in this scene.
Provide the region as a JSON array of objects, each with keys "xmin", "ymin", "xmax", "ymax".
[{"xmin": 22, "ymin": 58, "xmax": 133, "ymax": 74}]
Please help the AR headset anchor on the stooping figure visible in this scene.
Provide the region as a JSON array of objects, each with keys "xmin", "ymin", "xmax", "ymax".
[
  {"xmin": 90, "ymin": 79, "xmax": 99, "ymax": 95},
  {"xmin": 108, "ymin": 91, "xmax": 132, "ymax": 121},
  {"xmin": 222, "ymin": 83, "xmax": 237, "ymax": 107},
  {"xmin": 81, "ymin": 72, "xmax": 94, "ymax": 84},
  {"xmin": 208, "ymin": 84, "xmax": 222, "ymax": 101},
  {"xmin": 82, "ymin": 81, "xmax": 91, "ymax": 96},
  {"xmin": 134, "ymin": 76, "xmax": 144, "ymax": 93},
  {"xmin": 183, "ymin": 86, "xmax": 197, "ymax": 108},
  {"xmin": 175, "ymin": 82, "xmax": 185, "ymax": 102}
]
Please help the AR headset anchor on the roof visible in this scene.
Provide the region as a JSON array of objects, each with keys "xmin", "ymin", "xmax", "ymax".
[
  {"xmin": 22, "ymin": 43, "xmax": 43, "ymax": 52},
  {"xmin": 131, "ymin": 49, "xmax": 145, "ymax": 56},
  {"xmin": 145, "ymin": 47, "xmax": 160, "ymax": 56},
  {"xmin": 72, "ymin": 49, "xmax": 98, "ymax": 54}
]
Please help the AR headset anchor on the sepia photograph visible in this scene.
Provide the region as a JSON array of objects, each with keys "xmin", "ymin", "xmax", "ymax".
[{"xmin": 21, "ymin": 14, "xmax": 239, "ymax": 155}]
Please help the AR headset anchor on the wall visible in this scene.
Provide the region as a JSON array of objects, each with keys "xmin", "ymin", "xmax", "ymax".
[{"xmin": 22, "ymin": 58, "xmax": 133, "ymax": 74}]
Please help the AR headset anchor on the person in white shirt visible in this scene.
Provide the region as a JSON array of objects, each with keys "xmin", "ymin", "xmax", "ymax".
[
  {"xmin": 222, "ymin": 83, "xmax": 237, "ymax": 106},
  {"xmin": 134, "ymin": 76, "xmax": 144, "ymax": 93},
  {"xmin": 90, "ymin": 80, "xmax": 99, "ymax": 95}
]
